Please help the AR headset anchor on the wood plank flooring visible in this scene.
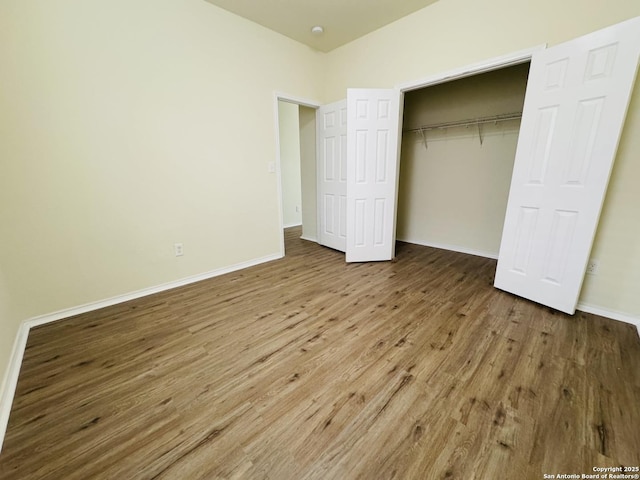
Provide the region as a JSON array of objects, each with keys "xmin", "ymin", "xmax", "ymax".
[{"xmin": 1, "ymin": 227, "xmax": 639, "ymax": 479}]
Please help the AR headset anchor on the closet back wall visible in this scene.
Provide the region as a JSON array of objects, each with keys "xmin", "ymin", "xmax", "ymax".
[{"xmin": 397, "ymin": 63, "xmax": 530, "ymax": 258}]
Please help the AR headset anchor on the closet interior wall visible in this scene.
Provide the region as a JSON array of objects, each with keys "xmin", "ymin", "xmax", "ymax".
[{"xmin": 397, "ymin": 63, "xmax": 530, "ymax": 258}]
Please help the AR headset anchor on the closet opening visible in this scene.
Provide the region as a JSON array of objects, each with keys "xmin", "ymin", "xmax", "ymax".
[{"xmin": 396, "ymin": 62, "xmax": 531, "ymax": 260}]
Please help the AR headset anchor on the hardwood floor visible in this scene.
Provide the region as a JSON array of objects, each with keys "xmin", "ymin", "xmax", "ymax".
[{"xmin": 1, "ymin": 227, "xmax": 639, "ymax": 479}]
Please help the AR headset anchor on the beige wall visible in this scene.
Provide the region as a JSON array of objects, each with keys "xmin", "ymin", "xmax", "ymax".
[
  {"xmin": 579, "ymin": 90, "xmax": 640, "ymax": 314},
  {"xmin": 402, "ymin": 64, "xmax": 531, "ymax": 128},
  {"xmin": 324, "ymin": 0, "xmax": 640, "ymax": 101},
  {"xmin": 278, "ymin": 101, "xmax": 302, "ymax": 227},
  {"xmin": 398, "ymin": 65, "xmax": 528, "ymax": 255},
  {"xmin": 0, "ymin": 270, "xmax": 12, "ymax": 393},
  {"xmin": 398, "ymin": 131, "xmax": 520, "ymax": 256},
  {"xmin": 324, "ymin": 0, "xmax": 640, "ymax": 317},
  {"xmin": 0, "ymin": 0, "xmax": 323, "ymax": 383},
  {"xmin": 299, "ymin": 106, "xmax": 318, "ymax": 241}
]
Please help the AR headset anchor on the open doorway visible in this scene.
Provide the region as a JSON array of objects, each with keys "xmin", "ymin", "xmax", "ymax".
[
  {"xmin": 277, "ymin": 101, "xmax": 303, "ymax": 229},
  {"xmin": 275, "ymin": 97, "xmax": 319, "ymax": 255},
  {"xmin": 396, "ymin": 62, "xmax": 531, "ymax": 260}
]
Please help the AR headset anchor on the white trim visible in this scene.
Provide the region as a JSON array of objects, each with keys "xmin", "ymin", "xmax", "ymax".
[
  {"xmin": 401, "ymin": 241, "xmax": 640, "ymax": 337},
  {"xmin": 300, "ymin": 235, "xmax": 318, "ymax": 243},
  {"xmin": 315, "ymin": 105, "xmax": 321, "ymax": 249},
  {"xmin": 398, "ymin": 237, "xmax": 499, "ymax": 260},
  {"xmin": 273, "ymin": 92, "xmax": 321, "ymax": 258},
  {"xmin": 0, "ymin": 322, "xmax": 30, "ymax": 453},
  {"xmin": 273, "ymin": 95, "xmax": 286, "ymax": 258},
  {"xmin": 0, "ymin": 252, "xmax": 281, "ymax": 452},
  {"xmin": 28, "ymin": 253, "xmax": 282, "ymax": 329},
  {"xmin": 283, "ymin": 222, "xmax": 302, "ymax": 229},
  {"xmin": 577, "ymin": 302, "xmax": 640, "ymax": 337},
  {"xmin": 274, "ymin": 92, "xmax": 321, "ymax": 110},
  {"xmin": 396, "ymin": 45, "xmax": 547, "ymax": 92}
]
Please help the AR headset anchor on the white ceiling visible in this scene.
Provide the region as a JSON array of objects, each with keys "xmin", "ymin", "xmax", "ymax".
[{"xmin": 203, "ymin": 0, "xmax": 440, "ymax": 53}]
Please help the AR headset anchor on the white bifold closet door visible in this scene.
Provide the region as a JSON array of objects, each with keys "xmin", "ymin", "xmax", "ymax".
[
  {"xmin": 316, "ymin": 100, "xmax": 348, "ymax": 252},
  {"xmin": 345, "ymin": 88, "xmax": 402, "ymax": 262},
  {"xmin": 495, "ymin": 17, "xmax": 640, "ymax": 314}
]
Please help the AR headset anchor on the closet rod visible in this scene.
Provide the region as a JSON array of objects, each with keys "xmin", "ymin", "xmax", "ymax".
[{"xmin": 404, "ymin": 112, "xmax": 523, "ymax": 134}]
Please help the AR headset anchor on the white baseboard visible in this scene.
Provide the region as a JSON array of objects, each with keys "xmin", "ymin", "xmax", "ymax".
[
  {"xmin": 299, "ymin": 235, "xmax": 317, "ymax": 243},
  {"xmin": 0, "ymin": 252, "xmax": 282, "ymax": 452},
  {"xmin": 398, "ymin": 237, "xmax": 499, "ymax": 260},
  {"xmin": 577, "ymin": 302, "xmax": 640, "ymax": 337},
  {"xmin": 0, "ymin": 323, "xmax": 30, "ymax": 453},
  {"xmin": 283, "ymin": 222, "xmax": 302, "ymax": 229},
  {"xmin": 25, "ymin": 253, "xmax": 282, "ymax": 330},
  {"xmin": 401, "ymin": 237, "xmax": 640, "ymax": 336},
  {"xmin": 2, "ymin": 250, "xmax": 638, "ymax": 453}
]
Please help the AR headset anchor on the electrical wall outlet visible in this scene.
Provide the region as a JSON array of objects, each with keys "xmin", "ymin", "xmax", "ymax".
[
  {"xmin": 586, "ymin": 259, "xmax": 599, "ymax": 275},
  {"xmin": 174, "ymin": 243, "xmax": 184, "ymax": 257}
]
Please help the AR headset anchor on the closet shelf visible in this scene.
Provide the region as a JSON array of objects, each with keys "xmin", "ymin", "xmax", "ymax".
[
  {"xmin": 405, "ymin": 111, "xmax": 523, "ymax": 148},
  {"xmin": 403, "ymin": 112, "xmax": 523, "ymax": 134}
]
